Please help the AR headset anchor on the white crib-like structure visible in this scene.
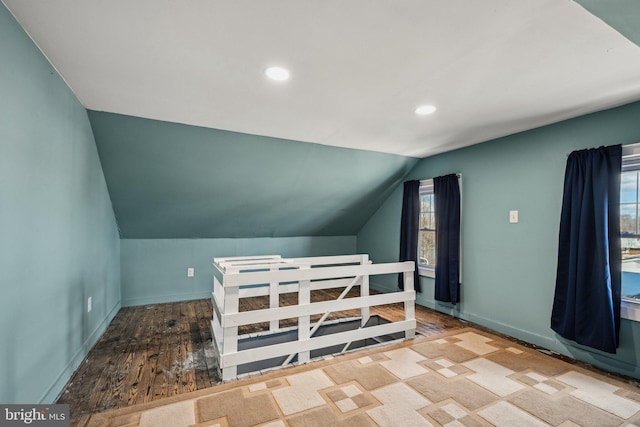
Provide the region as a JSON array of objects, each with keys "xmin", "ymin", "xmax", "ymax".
[{"xmin": 211, "ymin": 254, "xmax": 416, "ymax": 380}]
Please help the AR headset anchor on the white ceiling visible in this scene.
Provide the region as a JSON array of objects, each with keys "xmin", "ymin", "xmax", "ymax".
[{"xmin": 5, "ymin": 0, "xmax": 640, "ymax": 158}]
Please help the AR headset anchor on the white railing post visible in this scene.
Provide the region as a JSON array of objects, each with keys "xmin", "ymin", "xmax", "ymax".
[
  {"xmin": 269, "ymin": 266, "xmax": 279, "ymax": 332},
  {"xmin": 360, "ymin": 254, "xmax": 370, "ymax": 326},
  {"xmin": 210, "ymin": 275, "xmax": 224, "ymax": 366},
  {"xmin": 221, "ymin": 282, "xmax": 239, "ymax": 380},
  {"xmin": 297, "ymin": 269, "xmax": 311, "ymax": 364},
  {"xmin": 403, "ymin": 270, "xmax": 416, "ymax": 339}
]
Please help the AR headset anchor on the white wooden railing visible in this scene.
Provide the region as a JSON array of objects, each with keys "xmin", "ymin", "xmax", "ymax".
[{"xmin": 211, "ymin": 254, "xmax": 416, "ymax": 380}]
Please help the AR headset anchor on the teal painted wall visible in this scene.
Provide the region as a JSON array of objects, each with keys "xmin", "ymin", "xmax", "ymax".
[
  {"xmin": 358, "ymin": 101, "xmax": 640, "ymax": 378},
  {"xmin": 121, "ymin": 236, "xmax": 356, "ymax": 306},
  {"xmin": 577, "ymin": 0, "xmax": 640, "ymax": 46},
  {"xmin": 89, "ymin": 111, "xmax": 418, "ymax": 239},
  {"xmin": 0, "ymin": 4, "xmax": 120, "ymax": 404}
]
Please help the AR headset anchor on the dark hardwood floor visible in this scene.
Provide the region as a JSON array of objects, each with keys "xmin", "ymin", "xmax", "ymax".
[{"xmin": 58, "ymin": 288, "xmax": 466, "ymax": 425}]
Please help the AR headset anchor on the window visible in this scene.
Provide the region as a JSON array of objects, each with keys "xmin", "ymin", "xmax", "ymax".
[
  {"xmin": 621, "ymin": 145, "xmax": 640, "ymax": 320},
  {"xmin": 418, "ymin": 180, "xmax": 436, "ymax": 277}
]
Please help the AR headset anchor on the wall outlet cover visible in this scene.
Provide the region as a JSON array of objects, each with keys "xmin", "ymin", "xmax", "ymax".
[{"xmin": 187, "ymin": 267, "xmax": 195, "ymax": 277}]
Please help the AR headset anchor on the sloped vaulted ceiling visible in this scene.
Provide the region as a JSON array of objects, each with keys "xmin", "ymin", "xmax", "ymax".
[
  {"xmin": 5, "ymin": 1, "xmax": 640, "ymax": 158},
  {"xmin": 89, "ymin": 112, "xmax": 418, "ymax": 238},
  {"xmin": 5, "ymin": 1, "xmax": 640, "ymax": 239}
]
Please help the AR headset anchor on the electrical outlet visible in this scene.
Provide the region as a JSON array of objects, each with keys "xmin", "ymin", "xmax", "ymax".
[
  {"xmin": 87, "ymin": 296, "xmax": 92, "ymax": 312},
  {"xmin": 187, "ymin": 267, "xmax": 194, "ymax": 278}
]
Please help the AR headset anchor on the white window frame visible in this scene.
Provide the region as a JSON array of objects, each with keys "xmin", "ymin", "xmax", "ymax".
[
  {"xmin": 418, "ymin": 179, "xmax": 436, "ymax": 278},
  {"xmin": 621, "ymin": 143, "xmax": 640, "ymax": 321}
]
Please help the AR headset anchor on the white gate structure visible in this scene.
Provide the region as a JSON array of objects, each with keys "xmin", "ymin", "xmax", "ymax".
[{"xmin": 211, "ymin": 254, "xmax": 416, "ymax": 380}]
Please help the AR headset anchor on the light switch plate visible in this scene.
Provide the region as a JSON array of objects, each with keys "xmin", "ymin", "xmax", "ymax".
[
  {"xmin": 509, "ymin": 210, "xmax": 519, "ymax": 224},
  {"xmin": 87, "ymin": 296, "xmax": 92, "ymax": 312}
]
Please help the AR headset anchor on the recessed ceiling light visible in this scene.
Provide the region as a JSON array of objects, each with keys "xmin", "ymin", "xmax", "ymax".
[
  {"xmin": 265, "ymin": 66, "xmax": 290, "ymax": 81},
  {"xmin": 415, "ymin": 105, "xmax": 437, "ymax": 115}
]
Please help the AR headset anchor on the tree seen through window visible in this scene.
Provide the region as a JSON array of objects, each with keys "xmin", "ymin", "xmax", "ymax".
[{"xmin": 418, "ymin": 190, "xmax": 436, "ymax": 270}]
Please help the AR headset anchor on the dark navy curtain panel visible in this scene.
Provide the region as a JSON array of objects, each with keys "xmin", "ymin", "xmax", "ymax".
[
  {"xmin": 398, "ymin": 180, "xmax": 421, "ymax": 292},
  {"xmin": 434, "ymin": 174, "xmax": 461, "ymax": 304},
  {"xmin": 551, "ymin": 145, "xmax": 622, "ymax": 354}
]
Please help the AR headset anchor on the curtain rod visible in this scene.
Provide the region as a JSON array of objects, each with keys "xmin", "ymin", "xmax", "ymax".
[
  {"xmin": 419, "ymin": 173, "xmax": 461, "ymax": 185},
  {"xmin": 566, "ymin": 143, "xmax": 640, "ymax": 157}
]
